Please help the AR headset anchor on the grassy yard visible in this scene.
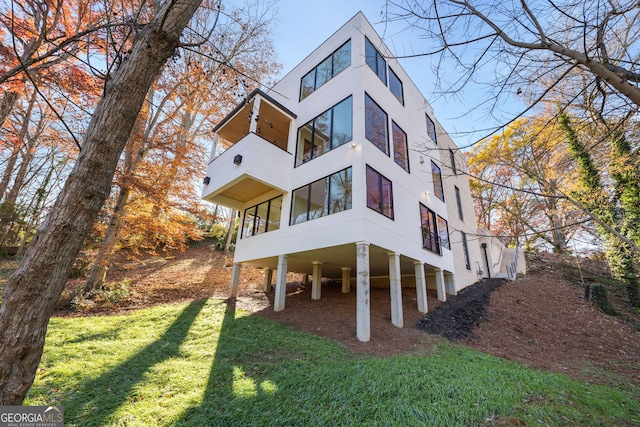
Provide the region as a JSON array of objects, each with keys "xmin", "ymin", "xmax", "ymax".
[{"xmin": 27, "ymin": 298, "xmax": 640, "ymax": 426}]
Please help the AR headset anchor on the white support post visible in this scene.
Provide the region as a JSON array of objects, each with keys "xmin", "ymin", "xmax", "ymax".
[
  {"xmin": 434, "ymin": 267, "xmax": 446, "ymax": 302},
  {"xmin": 302, "ymin": 274, "xmax": 309, "ymax": 286},
  {"xmin": 341, "ymin": 267, "xmax": 351, "ymax": 293},
  {"xmin": 274, "ymin": 255, "xmax": 288, "ymax": 311},
  {"xmin": 356, "ymin": 242, "xmax": 371, "ymax": 342},
  {"xmin": 414, "ymin": 261, "xmax": 428, "ymax": 313},
  {"xmin": 230, "ymin": 263, "xmax": 242, "ymax": 298},
  {"xmin": 312, "ymin": 262, "xmax": 322, "ymax": 300},
  {"xmin": 263, "ymin": 268, "xmax": 273, "ymax": 292},
  {"xmin": 388, "ymin": 252, "xmax": 403, "ymax": 328},
  {"xmin": 445, "ymin": 272, "xmax": 457, "ymax": 296}
]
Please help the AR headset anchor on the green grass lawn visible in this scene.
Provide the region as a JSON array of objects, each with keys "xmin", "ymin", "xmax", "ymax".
[{"xmin": 26, "ymin": 298, "xmax": 640, "ymax": 426}]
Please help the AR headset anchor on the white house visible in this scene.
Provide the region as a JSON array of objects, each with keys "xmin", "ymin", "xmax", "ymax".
[{"xmin": 202, "ymin": 12, "xmax": 522, "ymax": 342}]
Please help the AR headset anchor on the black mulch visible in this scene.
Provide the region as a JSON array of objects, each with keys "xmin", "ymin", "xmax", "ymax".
[{"xmin": 416, "ymin": 278, "xmax": 507, "ymax": 341}]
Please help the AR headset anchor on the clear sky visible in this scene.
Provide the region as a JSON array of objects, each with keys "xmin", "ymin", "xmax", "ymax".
[{"xmin": 238, "ymin": 0, "xmax": 515, "ymax": 149}]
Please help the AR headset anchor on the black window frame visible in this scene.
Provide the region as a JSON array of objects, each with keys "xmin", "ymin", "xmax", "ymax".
[
  {"xmin": 391, "ymin": 120, "xmax": 409, "ymax": 173},
  {"xmin": 431, "ymin": 160, "xmax": 445, "ymax": 201},
  {"xmin": 462, "ymin": 232, "xmax": 471, "ymax": 270},
  {"xmin": 364, "ymin": 92, "xmax": 389, "ymax": 155},
  {"xmin": 365, "ymin": 37, "xmax": 387, "ymax": 85},
  {"xmin": 426, "ymin": 113, "xmax": 437, "ymax": 145},
  {"xmin": 449, "ymin": 149, "xmax": 457, "ymax": 175},
  {"xmin": 420, "ymin": 203, "xmax": 440, "ymax": 254},
  {"xmin": 389, "ymin": 67, "xmax": 404, "ymax": 105},
  {"xmin": 295, "ymin": 95, "xmax": 353, "ymax": 166},
  {"xmin": 241, "ymin": 195, "xmax": 283, "ymax": 239},
  {"xmin": 300, "ymin": 39, "xmax": 352, "ymax": 100},
  {"xmin": 437, "ymin": 215, "xmax": 450, "ymax": 250},
  {"xmin": 289, "ymin": 167, "xmax": 352, "ymax": 225},
  {"xmin": 366, "ymin": 165, "xmax": 394, "ymax": 219},
  {"xmin": 455, "ymin": 186, "xmax": 464, "ymax": 221}
]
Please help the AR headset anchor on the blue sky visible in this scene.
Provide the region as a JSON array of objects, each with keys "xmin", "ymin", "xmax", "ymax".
[{"xmin": 252, "ymin": 0, "xmax": 514, "ymax": 148}]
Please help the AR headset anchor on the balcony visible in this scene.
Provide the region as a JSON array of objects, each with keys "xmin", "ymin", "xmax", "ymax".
[{"xmin": 202, "ymin": 90, "xmax": 295, "ymax": 210}]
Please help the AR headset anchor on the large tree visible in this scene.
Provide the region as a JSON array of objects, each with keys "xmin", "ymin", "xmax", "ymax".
[{"xmin": 0, "ymin": 0, "xmax": 203, "ymax": 405}]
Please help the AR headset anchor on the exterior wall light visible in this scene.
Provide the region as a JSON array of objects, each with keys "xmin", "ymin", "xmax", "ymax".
[
  {"xmin": 233, "ymin": 154, "xmax": 243, "ymax": 165},
  {"xmin": 203, "ymin": 176, "xmax": 211, "ymax": 185},
  {"xmin": 351, "ymin": 142, "xmax": 357, "ymax": 148}
]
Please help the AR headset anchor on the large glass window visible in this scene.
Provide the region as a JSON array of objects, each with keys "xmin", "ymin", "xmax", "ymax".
[
  {"xmin": 392, "ymin": 121, "xmax": 409, "ymax": 172},
  {"xmin": 420, "ymin": 203, "xmax": 439, "ymax": 253},
  {"xmin": 300, "ymin": 40, "xmax": 351, "ymax": 100},
  {"xmin": 431, "ymin": 160, "xmax": 444, "ymax": 201},
  {"xmin": 462, "ymin": 232, "xmax": 471, "ymax": 270},
  {"xmin": 365, "ymin": 37, "xmax": 387, "ymax": 85},
  {"xmin": 290, "ymin": 168, "xmax": 352, "ymax": 225},
  {"xmin": 366, "ymin": 165, "xmax": 393, "ymax": 219},
  {"xmin": 449, "ymin": 149, "xmax": 457, "ymax": 175},
  {"xmin": 389, "ymin": 68, "xmax": 404, "ymax": 104},
  {"xmin": 426, "ymin": 114, "xmax": 437, "ymax": 144},
  {"xmin": 242, "ymin": 196, "xmax": 282, "ymax": 238},
  {"xmin": 455, "ymin": 186, "xmax": 464, "ymax": 221},
  {"xmin": 365, "ymin": 93, "xmax": 388, "ymax": 155},
  {"xmin": 296, "ymin": 96, "xmax": 352, "ymax": 166},
  {"xmin": 437, "ymin": 215, "xmax": 450, "ymax": 250}
]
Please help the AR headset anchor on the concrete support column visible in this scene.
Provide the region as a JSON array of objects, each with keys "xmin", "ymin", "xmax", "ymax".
[
  {"xmin": 414, "ymin": 261, "xmax": 428, "ymax": 313},
  {"xmin": 312, "ymin": 262, "xmax": 322, "ymax": 300},
  {"xmin": 356, "ymin": 242, "xmax": 371, "ymax": 342},
  {"xmin": 434, "ymin": 267, "xmax": 446, "ymax": 302},
  {"xmin": 302, "ymin": 274, "xmax": 309, "ymax": 286},
  {"xmin": 388, "ymin": 252, "xmax": 403, "ymax": 328},
  {"xmin": 445, "ymin": 273, "xmax": 457, "ymax": 296},
  {"xmin": 230, "ymin": 263, "xmax": 242, "ymax": 298},
  {"xmin": 341, "ymin": 267, "xmax": 351, "ymax": 293},
  {"xmin": 263, "ymin": 268, "xmax": 273, "ymax": 292},
  {"xmin": 274, "ymin": 255, "xmax": 288, "ymax": 312}
]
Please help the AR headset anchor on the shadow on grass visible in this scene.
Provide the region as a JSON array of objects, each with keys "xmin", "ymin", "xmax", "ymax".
[{"xmin": 65, "ymin": 298, "xmax": 207, "ymax": 426}]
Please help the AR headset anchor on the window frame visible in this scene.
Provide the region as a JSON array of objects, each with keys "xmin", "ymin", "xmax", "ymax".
[
  {"xmin": 449, "ymin": 149, "xmax": 457, "ymax": 175},
  {"xmin": 419, "ymin": 203, "xmax": 440, "ymax": 254},
  {"xmin": 389, "ymin": 67, "xmax": 404, "ymax": 105},
  {"xmin": 455, "ymin": 186, "xmax": 464, "ymax": 221},
  {"xmin": 426, "ymin": 113, "xmax": 437, "ymax": 145},
  {"xmin": 289, "ymin": 167, "xmax": 352, "ymax": 225},
  {"xmin": 431, "ymin": 160, "xmax": 445, "ymax": 201},
  {"xmin": 461, "ymin": 232, "xmax": 471, "ymax": 270},
  {"xmin": 366, "ymin": 165, "xmax": 394, "ymax": 219},
  {"xmin": 299, "ymin": 39, "xmax": 352, "ymax": 100},
  {"xmin": 365, "ymin": 37, "xmax": 387, "ymax": 85},
  {"xmin": 437, "ymin": 215, "xmax": 450, "ymax": 250},
  {"xmin": 241, "ymin": 195, "xmax": 283, "ymax": 239},
  {"xmin": 364, "ymin": 93, "xmax": 389, "ymax": 155},
  {"xmin": 295, "ymin": 96, "xmax": 353, "ymax": 166},
  {"xmin": 391, "ymin": 121, "xmax": 409, "ymax": 173}
]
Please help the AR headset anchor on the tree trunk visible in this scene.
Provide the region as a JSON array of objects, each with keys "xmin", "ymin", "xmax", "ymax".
[
  {"xmin": 224, "ymin": 209, "xmax": 237, "ymax": 253},
  {"xmin": 0, "ymin": 0, "xmax": 203, "ymax": 405},
  {"xmin": 0, "ymin": 91, "xmax": 19, "ymax": 129},
  {"xmin": 84, "ymin": 187, "xmax": 131, "ymax": 292}
]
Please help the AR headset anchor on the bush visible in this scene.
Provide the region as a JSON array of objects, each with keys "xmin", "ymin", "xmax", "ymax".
[
  {"xmin": 591, "ymin": 284, "xmax": 619, "ymax": 316},
  {"xmin": 71, "ymin": 278, "xmax": 131, "ymax": 311}
]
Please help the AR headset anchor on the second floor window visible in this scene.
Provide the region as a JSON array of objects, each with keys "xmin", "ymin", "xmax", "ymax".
[
  {"xmin": 300, "ymin": 40, "xmax": 351, "ymax": 100},
  {"xmin": 431, "ymin": 160, "xmax": 444, "ymax": 201},
  {"xmin": 295, "ymin": 96, "xmax": 353, "ymax": 166},
  {"xmin": 420, "ymin": 203, "xmax": 439, "ymax": 253},
  {"xmin": 242, "ymin": 196, "xmax": 283, "ymax": 238},
  {"xmin": 365, "ymin": 93, "xmax": 389, "ymax": 155}
]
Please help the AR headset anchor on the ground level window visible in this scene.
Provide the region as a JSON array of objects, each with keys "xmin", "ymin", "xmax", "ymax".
[
  {"xmin": 242, "ymin": 196, "xmax": 283, "ymax": 238},
  {"xmin": 420, "ymin": 203, "xmax": 439, "ymax": 253},
  {"xmin": 290, "ymin": 167, "xmax": 352, "ymax": 225},
  {"xmin": 366, "ymin": 165, "xmax": 393, "ymax": 219}
]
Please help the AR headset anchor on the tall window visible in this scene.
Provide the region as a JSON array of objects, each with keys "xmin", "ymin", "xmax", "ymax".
[
  {"xmin": 426, "ymin": 114, "xmax": 437, "ymax": 144},
  {"xmin": 366, "ymin": 165, "xmax": 393, "ymax": 219},
  {"xmin": 461, "ymin": 232, "xmax": 471, "ymax": 270},
  {"xmin": 449, "ymin": 149, "xmax": 457, "ymax": 174},
  {"xmin": 300, "ymin": 40, "xmax": 351, "ymax": 100},
  {"xmin": 437, "ymin": 215, "xmax": 450, "ymax": 250},
  {"xmin": 242, "ymin": 196, "xmax": 282, "ymax": 238},
  {"xmin": 392, "ymin": 121, "xmax": 409, "ymax": 172},
  {"xmin": 296, "ymin": 96, "xmax": 353, "ymax": 166},
  {"xmin": 431, "ymin": 161, "xmax": 444, "ymax": 201},
  {"xmin": 365, "ymin": 93, "xmax": 388, "ymax": 155},
  {"xmin": 455, "ymin": 186, "xmax": 464, "ymax": 221},
  {"xmin": 420, "ymin": 203, "xmax": 439, "ymax": 253},
  {"xmin": 389, "ymin": 68, "xmax": 404, "ymax": 104},
  {"xmin": 365, "ymin": 37, "xmax": 387, "ymax": 84},
  {"xmin": 290, "ymin": 168, "xmax": 352, "ymax": 225}
]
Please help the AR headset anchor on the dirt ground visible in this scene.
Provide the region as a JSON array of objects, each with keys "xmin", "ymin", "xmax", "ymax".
[{"xmin": 56, "ymin": 245, "xmax": 640, "ymax": 385}]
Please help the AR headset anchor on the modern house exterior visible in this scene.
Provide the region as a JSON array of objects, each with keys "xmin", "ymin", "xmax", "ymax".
[{"xmin": 202, "ymin": 12, "xmax": 522, "ymax": 342}]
